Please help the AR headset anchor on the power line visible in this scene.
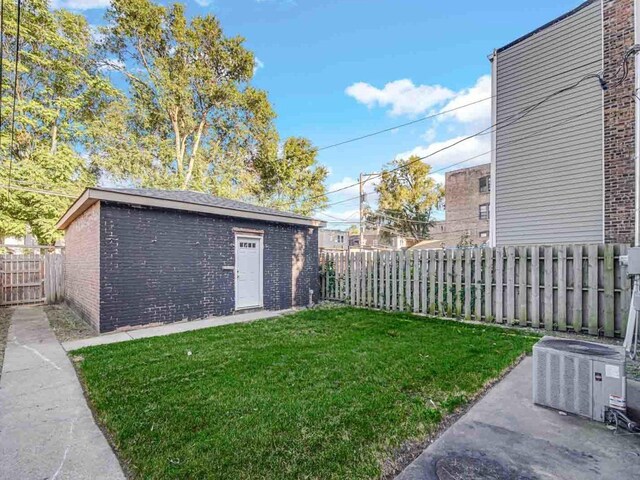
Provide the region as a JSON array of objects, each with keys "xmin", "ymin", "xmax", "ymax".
[
  {"xmin": 317, "ymin": 96, "xmax": 491, "ymax": 151},
  {"xmin": 7, "ymin": 0, "xmax": 22, "ymax": 192},
  {"xmin": 304, "ymin": 68, "xmax": 607, "ymax": 208},
  {"xmin": 316, "ymin": 57, "xmax": 602, "ymax": 153},
  {"xmin": 322, "ymin": 104, "xmax": 601, "ymax": 230},
  {"xmin": 318, "ymin": 81, "xmax": 602, "ymax": 209},
  {"xmin": 0, "ymin": 184, "xmax": 77, "ymax": 198}
]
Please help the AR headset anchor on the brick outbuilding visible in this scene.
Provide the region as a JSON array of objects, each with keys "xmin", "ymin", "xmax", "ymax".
[{"xmin": 56, "ymin": 188, "xmax": 324, "ymax": 333}]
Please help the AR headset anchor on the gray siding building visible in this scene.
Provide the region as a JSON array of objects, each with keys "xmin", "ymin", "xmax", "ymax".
[
  {"xmin": 491, "ymin": 0, "xmax": 637, "ymax": 246},
  {"xmin": 57, "ymin": 188, "xmax": 324, "ymax": 333}
]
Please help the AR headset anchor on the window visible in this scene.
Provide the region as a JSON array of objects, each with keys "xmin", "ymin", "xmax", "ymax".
[
  {"xmin": 479, "ymin": 231, "xmax": 489, "ymax": 239},
  {"xmin": 479, "ymin": 203, "xmax": 490, "ymax": 220},
  {"xmin": 240, "ymin": 241, "xmax": 257, "ymax": 248},
  {"xmin": 479, "ymin": 176, "xmax": 490, "ymax": 193},
  {"xmin": 336, "ymin": 234, "xmax": 345, "ymax": 243}
]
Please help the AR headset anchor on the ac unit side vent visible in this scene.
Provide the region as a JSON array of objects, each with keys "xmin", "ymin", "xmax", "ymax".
[
  {"xmin": 533, "ymin": 336, "xmax": 625, "ymax": 422},
  {"xmin": 577, "ymin": 358, "xmax": 591, "ymax": 417}
]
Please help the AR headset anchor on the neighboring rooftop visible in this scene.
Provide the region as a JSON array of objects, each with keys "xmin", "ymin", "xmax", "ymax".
[{"xmin": 56, "ymin": 187, "xmax": 325, "ymax": 229}]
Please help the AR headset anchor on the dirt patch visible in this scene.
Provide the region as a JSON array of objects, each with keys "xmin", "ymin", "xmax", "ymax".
[
  {"xmin": 0, "ymin": 307, "xmax": 12, "ymax": 380},
  {"xmin": 44, "ymin": 304, "xmax": 96, "ymax": 342}
]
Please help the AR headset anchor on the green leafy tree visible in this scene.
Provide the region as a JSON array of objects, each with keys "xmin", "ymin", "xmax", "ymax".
[
  {"xmin": 0, "ymin": 0, "xmax": 117, "ymax": 243},
  {"xmin": 367, "ymin": 156, "xmax": 444, "ymax": 240},
  {"xmin": 254, "ymin": 137, "xmax": 328, "ymax": 215},
  {"xmin": 93, "ymin": 0, "xmax": 327, "ymax": 211},
  {"xmin": 93, "ymin": 0, "xmax": 273, "ymax": 195},
  {"xmin": 456, "ymin": 231, "xmax": 477, "ymax": 249}
]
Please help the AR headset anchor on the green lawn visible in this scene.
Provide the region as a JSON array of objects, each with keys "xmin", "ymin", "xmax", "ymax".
[{"xmin": 75, "ymin": 307, "xmax": 537, "ymax": 479}]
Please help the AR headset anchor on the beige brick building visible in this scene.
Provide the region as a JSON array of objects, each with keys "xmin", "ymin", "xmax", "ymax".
[{"xmin": 429, "ymin": 164, "xmax": 491, "ymax": 248}]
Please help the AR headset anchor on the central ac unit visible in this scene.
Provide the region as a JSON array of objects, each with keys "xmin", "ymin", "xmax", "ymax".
[{"xmin": 532, "ymin": 336, "xmax": 626, "ymax": 422}]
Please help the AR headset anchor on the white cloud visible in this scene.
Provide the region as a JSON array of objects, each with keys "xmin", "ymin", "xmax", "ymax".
[
  {"xmin": 345, "ymin": 74, "xmax": 491, "ymax": 124},
  {"xmin": 395, "ymin": 134, "xmax": 491, "ymax": 171},
  {"xmin": 430, "ymin": 172, "xmax": 445, "ymax": 185},
  {"xmin": 345, "ymin": 79, "xmax": 455, "ymax": 117},
  {"xmin": 421, "ymin": 127, "xmax": 437, "ymax": 142},
  {"xmin": 438, "ymin": 75, "xmax": 491, "ymax": 125},
  {"xmin": 195, "ymin": 0, "xmax": 213, "ymax": 5},
  {"xmin": 253, "ymin": 57, "xmax": 265, "ymax": 75},
  {"xmin": 52, "ymin": 0, "xmax": 110, "ymax": 10}
]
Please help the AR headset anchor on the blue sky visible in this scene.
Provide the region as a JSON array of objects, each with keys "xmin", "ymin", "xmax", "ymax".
[{"xmin": 55, "ymin": 0, "xmax": 584, "ymax": 228}]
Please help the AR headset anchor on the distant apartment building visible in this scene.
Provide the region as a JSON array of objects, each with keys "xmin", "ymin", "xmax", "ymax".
[
  {"xmin": 348, "ymin": 231, "xmax": 410, "ymax": 251},
  {"xmin": 319, "ymin": 229, "xmax": 349, "ymax": 252},
  {"xmin": 491, "ymin": 0, "xmax": 637, "ymax": 245},
  {"xmin": 429, "ymin": 164, "xmax": 491, "ymax": 247}
]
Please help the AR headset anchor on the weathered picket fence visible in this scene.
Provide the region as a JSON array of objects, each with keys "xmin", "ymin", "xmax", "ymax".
[
  {"xmin": 0, "ymin": 252, "xmax": 65, "ymax": 306},
  {"xmin": 319, "ymin": 244, "xmax": 631, "ymax": 338}
]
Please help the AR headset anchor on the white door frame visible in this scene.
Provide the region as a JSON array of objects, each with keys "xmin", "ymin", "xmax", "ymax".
[{"xmin": 234, "ymin": 233, "xmax": 264, "ymax": 310}]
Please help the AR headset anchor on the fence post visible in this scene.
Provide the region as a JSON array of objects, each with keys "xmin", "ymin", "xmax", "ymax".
[
  {"xmin": 557, "ymin": 246, "xmax": 567, "ymax": 331},
  {"xmin": 587, "ymin": 244, "xmax": 598, "ymax": 335},
  {"xmin": 404, "ymin": 250, "xmax": 411, "ymax": 312},
  {"xmin": 446, "ymin": 250, "xmax": 454, "ymax": 317},
  {"xmin": 437, "ymin": 250, "xmax": 445, "ymax": 316},
  {"xmin": 474, "ymin": 248, "xmax": 483, "ymax": 321},
  {"xmin": 573, "ymin": 245, "xmax": 583, "ymax": 333},
  {"xmin": 455, "ymin": 250, "xmax": 463, "ymax": 317},
  {"xmin": 391, "ymin": 251, "xmax": 398, "ymax": 311},
  {"xmin": 544, "ymin": 246, "xmax": 554, "ymax": 331},
  {"xmin": 518, "ymin": 246, "xmax": 528, "ymax": 325},
  {"xmin": 506, "ymin": 246, "xmax": 515, "ymax": 324},
  {"xmin": 464, "ymin": 249, "xmax": 472, "ymax": 320},
  {"xmin": 531, "ymin": 246, "xmax": 540, "ymax": 328},
  {"xmin": 484, "ymin": 247, "xmax": 493, "ymax": 322},
  {"xmin": 604, "ymin": 244, "xmax": 615, "ymax": 337},
  {"xmin": 413, "ymin": 250, "xmax": 420, "ymax": 313}
]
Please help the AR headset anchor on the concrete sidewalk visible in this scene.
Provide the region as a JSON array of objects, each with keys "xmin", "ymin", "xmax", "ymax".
[
  {"xmin": 0, "ymin": 307, "xmax": 125, "ymax": 480},
  {"xmin": 63, "ymin": 308, "xmax": 293, "ymax": 351},
  {"xmin": 396, "ymin": 357, "xmax": 640, "ymax": 480}
]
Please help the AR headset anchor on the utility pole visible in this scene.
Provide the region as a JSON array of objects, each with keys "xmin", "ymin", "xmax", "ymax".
[
  {"xmin": 359, "ymin": 172, "xmax": 379, "ymax": 249},
  {"xmin": 359, "ymin": 173, "xmax": 364, "ymax": 248}
]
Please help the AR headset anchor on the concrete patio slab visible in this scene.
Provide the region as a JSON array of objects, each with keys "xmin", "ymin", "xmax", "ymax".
[
  {"xmin": 62, "ymin": 308, "xmax": 293, "ymax": 351},
  {"xmin": 0, "ymin": 306, "xmax": 125, "ymax": 480},
  {"xmin": 396, "ymin": 357, "xmax": 640, "ymax": 480}
]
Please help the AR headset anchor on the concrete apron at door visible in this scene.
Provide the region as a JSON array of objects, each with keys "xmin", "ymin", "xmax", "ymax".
[{"xmin": 0, "ymin": 307, "xmax": 125, "ymax": 480}]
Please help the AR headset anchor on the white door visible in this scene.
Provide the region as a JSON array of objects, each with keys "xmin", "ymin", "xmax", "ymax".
[{"xmin": 235, "ymin": 236, "xmax": 263, "ymax": 309}]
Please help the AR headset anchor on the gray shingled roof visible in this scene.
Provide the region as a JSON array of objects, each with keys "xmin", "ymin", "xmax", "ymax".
[{"xmin": 94, "ymin": 187, "xmax": 314, "ymax": 221}]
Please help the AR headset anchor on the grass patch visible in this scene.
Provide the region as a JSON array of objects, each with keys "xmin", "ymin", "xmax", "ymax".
[{"xmin": 75, "ymin": 307, "xmax": 537, "ymax": 479}]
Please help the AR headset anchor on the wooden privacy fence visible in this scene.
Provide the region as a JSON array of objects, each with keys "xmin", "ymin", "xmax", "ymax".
[
  {"xmin": 0, "ymin": 253, "xmax": 65, "ymax": 306},
  {"xmin": 319, "ymin": 244, "xmax": 631, "ymax": 338}
]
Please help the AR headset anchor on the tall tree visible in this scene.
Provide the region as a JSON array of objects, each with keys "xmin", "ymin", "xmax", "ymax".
[
  {"xmin": 254, "ymin": 137, "xmax": 328, "ymax": 215},
  {"xmin": 94, "ymin": 0, "xmax": 326, "ymax": 211},
  {"xmin": 0, "ymin": 0, "xmax": 117, "ymax": 243},
  {"xmin": 366, "ymin": 157, "xmax": 443, "ymax": 240},
  {"xmin": 93, "ymin": 0, "xmax": 267, "ymax": 195}
]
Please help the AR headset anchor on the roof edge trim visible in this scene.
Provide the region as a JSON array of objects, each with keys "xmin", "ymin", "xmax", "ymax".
[{"xmin": 55, "ymin": 188, "xmax": 326, "ymax": 229}]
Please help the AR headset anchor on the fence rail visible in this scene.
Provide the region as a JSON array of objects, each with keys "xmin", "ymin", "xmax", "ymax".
[
  {"xmin": 319, "ymin": 244, "xmax": 631, "ymax": 337},
  {"xmin": 0, "ymin": 253, "xmax": 65, "ymax": 306}
]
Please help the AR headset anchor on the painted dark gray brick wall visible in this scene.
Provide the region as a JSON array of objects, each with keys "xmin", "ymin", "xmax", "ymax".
[{"xmin": 99, "ymin": 202, "xmax": 318, "ymax": 333}]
